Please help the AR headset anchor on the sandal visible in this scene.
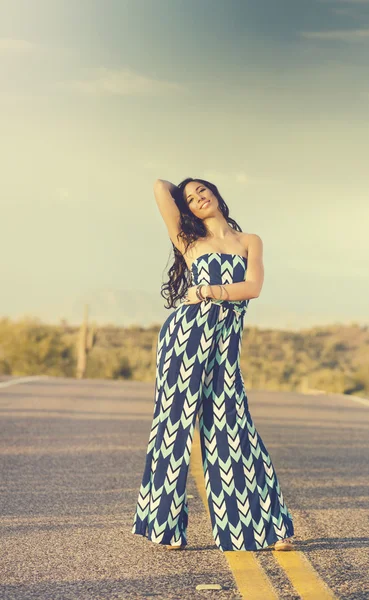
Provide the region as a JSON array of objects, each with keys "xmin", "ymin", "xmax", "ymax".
[
  {"xmin": 164, "ymin": 543, "xmax": 186, "ymax": 550},
  {"xmin": 273, "ymin": 537, "xmax": 294, "ymax": 551}
]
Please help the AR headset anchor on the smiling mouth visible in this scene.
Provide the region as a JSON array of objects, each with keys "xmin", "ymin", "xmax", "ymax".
[{"xmin": 201, "ymin": 200, "xmax": 210, "ymax": 209}]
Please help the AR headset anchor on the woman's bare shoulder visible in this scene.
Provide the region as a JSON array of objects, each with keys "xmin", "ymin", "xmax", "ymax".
[{"xmin": 239, "ymin": 232, "xmax": 263, "ymax": 252}]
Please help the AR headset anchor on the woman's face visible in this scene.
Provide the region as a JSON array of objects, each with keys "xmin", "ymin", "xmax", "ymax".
[{"xmin": 183, "ymin": 182, "xmax": 218, "ymax": 218}]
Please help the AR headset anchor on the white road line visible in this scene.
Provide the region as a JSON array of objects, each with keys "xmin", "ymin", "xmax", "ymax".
[
  {"xmin": 333, "ymin": 392, "xmax": 369, "ymax": 408},
  {"xmin": 0, "ymin": 376, "xmax": 49, "ymax": 389},
  {"xmin": 304, "ymin": 390, "xmax": 369, "ymax": 408}
]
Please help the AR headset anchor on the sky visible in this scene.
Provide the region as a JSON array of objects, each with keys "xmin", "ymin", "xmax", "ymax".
[{"xmin": 0, "ymin": 0, "xmax": 368, "ymax": 330}]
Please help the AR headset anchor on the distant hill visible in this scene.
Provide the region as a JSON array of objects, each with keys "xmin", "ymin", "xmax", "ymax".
[
  {"xmin": 1, "ymin": 316, "xmax": 368, "ymax": 396},
  {"xmin": 11, "ymin": 286, "xmax": 367, "ymax": 331}
]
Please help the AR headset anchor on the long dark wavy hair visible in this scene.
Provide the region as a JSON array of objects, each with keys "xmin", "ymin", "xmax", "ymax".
[{"xmin": 160, "ymin": 177, "xmax": 243, "ymax": 309}]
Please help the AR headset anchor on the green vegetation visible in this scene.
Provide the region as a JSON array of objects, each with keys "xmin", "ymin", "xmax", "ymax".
[{"xmin": 0, "ymin": 316, "xmax": 368, "ymax": 397}]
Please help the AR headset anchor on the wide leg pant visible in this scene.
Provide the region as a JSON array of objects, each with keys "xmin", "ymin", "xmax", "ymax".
[{"xmin": 131, "ymin": 300, "xmax": 294, "ymax": 551}]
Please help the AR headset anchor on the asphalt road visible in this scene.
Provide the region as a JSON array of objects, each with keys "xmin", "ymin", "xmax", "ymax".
[{"xmin": 0, "ymin": 376, "xmax": 368, "ymax": 600}]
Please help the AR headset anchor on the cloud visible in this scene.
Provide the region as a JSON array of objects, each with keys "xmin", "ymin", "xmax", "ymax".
[
  {"xmin": 300, "ymin": 27, "xmax": 369, "ymax": 41},
  {"xmin": 0, "ymin": 38, "xmax": 39, "ymax": 53},
  {"xmin": 202, "ymin": 170, "xmax": 251, "ymax": 184},
  {"xmin": 321, "ymin": 0, "xmax": 369, "ymax": 4},
  {"xmin": 201, "ymin": 170, "xmax": 276, "ymax": 186},
  {"xmin": 320, "ymin": 0, "xmax": 369, "ymax": 18},
  {"xmin": 142, "ymin": 166, "xmax": 263, "ymax": 185},
  {"xmin": 235, "ymin": 173, "xmax": 248, "ymax": 185},
  {"xmin": 143, "ymin": 161, "xmax": 162, "ymax": 171},
  {"xmin": 55, "ymin": 66, "xmax": 184, "ymax": 97},
  {"xmin": 55, "ymin": 188, "xmax": 70, "ymax": 202}
]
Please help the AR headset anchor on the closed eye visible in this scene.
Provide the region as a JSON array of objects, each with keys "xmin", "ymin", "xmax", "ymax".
[{"xmin": 188, "ymin": 188, "xmax": 206, "ymax": 203}]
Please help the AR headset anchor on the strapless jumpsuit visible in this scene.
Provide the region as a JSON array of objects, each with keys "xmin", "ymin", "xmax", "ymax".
[{"xmin": 131, "ymin": 252, "xmax": 294, "ymax": 551}]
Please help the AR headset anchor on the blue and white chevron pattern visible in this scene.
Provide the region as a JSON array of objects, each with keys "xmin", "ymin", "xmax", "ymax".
[{"xmin": 132, "ymin": 253, "xmax": 294, "ymax": 550}]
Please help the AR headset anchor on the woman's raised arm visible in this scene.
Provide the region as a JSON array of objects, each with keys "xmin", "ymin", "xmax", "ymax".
[{"xmin": 153, "ymin": 179, "xmax": 185, "ymax": 253}]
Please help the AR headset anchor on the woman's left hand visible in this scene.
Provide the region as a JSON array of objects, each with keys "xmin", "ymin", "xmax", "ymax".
[{"xmin": 182, "ymin": 285, "xmax": 209, "ymax": 304}]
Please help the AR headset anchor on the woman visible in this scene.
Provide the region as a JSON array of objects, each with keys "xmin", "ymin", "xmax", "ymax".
[{"xmin": 131, "ymin": 177, "xmax": 294, "ymax": 552}]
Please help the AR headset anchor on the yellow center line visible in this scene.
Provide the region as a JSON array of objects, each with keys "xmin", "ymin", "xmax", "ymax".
[
  {"xmin": 273, "ymin": 552, "xmax": 337, "ymax": 600},
  {"xmin": 190, "ymin": 425, "xmax": 278, "ymax": 600},
  {"xmin": 190, "ymin": 424, "xmax": 338, "ymax": 600}
]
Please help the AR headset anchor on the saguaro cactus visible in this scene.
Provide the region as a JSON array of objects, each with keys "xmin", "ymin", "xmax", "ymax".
[{"xmin": 76, "ymin": 304, "xmax": 96, "ymax": 379}]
